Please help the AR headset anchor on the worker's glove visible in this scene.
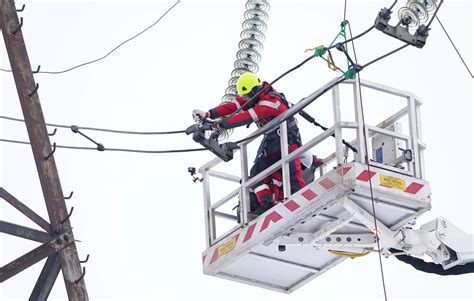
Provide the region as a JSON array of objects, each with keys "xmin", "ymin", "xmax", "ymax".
[{"xmin": 192, "ymin": 109, "xmax": 210, "ymax": 123}]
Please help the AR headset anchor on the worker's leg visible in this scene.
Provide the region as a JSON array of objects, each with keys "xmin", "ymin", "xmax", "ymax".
[
  {"xmin": 249, "ymin": 155, "xmax": 277, "ymax": 205},
  {"xmin": 288, "ymin": 144, "xmax": 306, "ymax": 193}
]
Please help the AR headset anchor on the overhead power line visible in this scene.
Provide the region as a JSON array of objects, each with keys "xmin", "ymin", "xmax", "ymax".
[
  {"xmin": 0, "ymin": 138, "xmax": 205, "ymax": 154},
  {"xmin": 347, "ymin": 15, "xmax": 389, "ymax": 301},
  {"xmin": 435, "ymin": 16, "xmax": 473, "ymax": 79},
  {"xmin": 0, "ymin": 0, "xmax": 180, "ymax": 75},
  {"xmin": 0, "ymin": 115, "xmax": 186, "ymax": 135}
]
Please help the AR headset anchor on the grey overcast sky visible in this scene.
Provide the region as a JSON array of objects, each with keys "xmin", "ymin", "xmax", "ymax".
[{"xmin": 1, "ymin": 0, "xmax": 472, "ymax": 300}]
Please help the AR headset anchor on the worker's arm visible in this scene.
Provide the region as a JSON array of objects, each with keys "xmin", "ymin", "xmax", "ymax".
[
  {"xmin": 220, "ymin": 99, "xmax": 282, "ymax": 129},
  {"xmin": 208, "ymin": 96, "xmax": 247, "ymax": 119}
]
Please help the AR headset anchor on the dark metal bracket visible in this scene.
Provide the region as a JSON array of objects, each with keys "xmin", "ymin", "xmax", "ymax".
[
  {"xmin": 186, "ymin": 124, "xmax": 236, "ymax": 162},
  {"xmin": 48, "ymin": 128, "xmax": 57, "ymax": 136},
  {"xmin": 187, "ymin": 167, "xmax": 203, "ymax": 183},
  {"xmin": 44, "ymin": 142, "xmax": 56, "ymax": 160},
  {"xmin": 64, "ymin": 191, "xmax": 74, "ymax": 200},
  {"xmin": 11, "ymin": 17, "xmax": 23, "ymax": 35},
  {"xmin": 28, "ymin": 83, "xmax": 39, "ymax": 97},
  {"xmin": 80, "ymin": 254, "xmax": 90, "ymax": 264},
  {"xmin": 16, "ymin": 4, "xmax": 26, "ymax": 12},
  {"xmin": 74, "ymin": 267, "xmax": 86, "ymax": 284},
  {"xmin": 373, "ymin": 2, "xmax": 443, "ymax": 49},
  {"xmin": 60, "ymin": 207, "xmax": 74, "ymax": 225}
]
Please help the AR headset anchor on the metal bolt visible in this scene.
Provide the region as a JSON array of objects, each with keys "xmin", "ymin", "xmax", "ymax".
[
  {"xmin": 63, "ymin": 234, "xmax": 70, "ymax": 242},
  {"xmin": 298, "ymin": 237, "xmax": 304, "ymax": 242},
  {"xmin": 336, "ymin": 237, "xmax": 342, "ymax": 242},
  {"xmin": 326, "ymin": 237, "xmax": 331, "ymax": 242},
  {"xmin": 56, "ymin": 238, "xmax": 63, "ymax": 245},
  {"xmin": 346, "ymin": 237, "xmax": 352, "ymax": 242},
  {"xmin": 441, "ymin": 220, "xmax": 447, "ymax": 228}
]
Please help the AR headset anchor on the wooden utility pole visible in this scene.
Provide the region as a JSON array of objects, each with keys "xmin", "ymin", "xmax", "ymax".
[{"xmin": 0, "ymin": 0, "xmax": 88, "ymax": 299}]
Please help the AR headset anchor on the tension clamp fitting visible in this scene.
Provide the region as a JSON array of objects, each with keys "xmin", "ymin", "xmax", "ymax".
[{"xmin": 343, "ymin": 64, "xmax": 363, "ymax": 79}]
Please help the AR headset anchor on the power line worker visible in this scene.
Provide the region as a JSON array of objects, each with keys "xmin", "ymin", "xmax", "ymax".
[{"xmin": 192, "ymin": 72, "xmax": 307, "ymax": 215}]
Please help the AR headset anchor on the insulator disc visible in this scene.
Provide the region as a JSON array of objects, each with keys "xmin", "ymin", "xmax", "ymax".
[
  {"xmin": 220, "ymin": 0, "xmax": 269, "ymax": 140},
  {"xmin": 240, "ymin": 29, "xmax": 265, "ymax": 42},
  {"xmin": 231, "ymin": 68, "xmax": 250, "ymax": 77},
  {"xmin": 222, "ymin": 94, "xmax": 239, "ymax": 103},
  {"xmin": 234, "ymin": 58, "xmax": 259, "ymax": 73},
  {"xmin": 225, "ymin": 85, "xmax": 238, "ymax": 95},
  {"xmin": 216, "ymin": 127, "xmax": 230, "ymax": 141},
  {"xmin": 239, "ymin": 38, "xmax": 264, "ymax": 52},
  {"xmin": 408, "ymin": 2, "xmax": 429, "ymax": 22},
  {"xmin": 237, "ymin": 48, "xmax": 262, "ymax": 63},
  {"xmin": 244, "ymin": 8, "xmax": 269, "ymax": 23},
  {"xmin": 204, "ymin": 127, "xmax": 232, "ymax": 141},
  {"xmin": 246, "ymin": 0, "xmax": 270, "ymax": 12},
  {"xmin": 228, "ymin": 76, "xmax": 239, "ymax": 87},
  {"xmin": 420, "ymin": 0, "xmax": 438, "ymax": 13},
  {"xmin": 242, "ymin": 17, "xmax": 267, "ymax": 32},
  {"xmin": 398, "ymin": 7, "xmax": 420, "ymax": 28}
]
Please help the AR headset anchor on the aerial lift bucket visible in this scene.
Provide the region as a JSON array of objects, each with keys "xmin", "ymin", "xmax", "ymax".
[{"xmin": 198, "ymin": 78, "xmax": 431, "ymax": 292}]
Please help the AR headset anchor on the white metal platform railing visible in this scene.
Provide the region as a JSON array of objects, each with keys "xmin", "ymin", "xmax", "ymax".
[{"xmin": 199, "ymin": 78, "xmax": 426, "ymax": 248}]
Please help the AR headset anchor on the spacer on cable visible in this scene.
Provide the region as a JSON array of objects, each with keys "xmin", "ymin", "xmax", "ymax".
[
  {"xmin": 335, "ymin": 43, "xmax": 345, "ymax": 52},
  {"xmin": 97, "ymin": 143, "xmax": 105, "ymax": 152},
  {"xmin": 70, "ymin": 125, "xmax": 79, "ymax": 133}
]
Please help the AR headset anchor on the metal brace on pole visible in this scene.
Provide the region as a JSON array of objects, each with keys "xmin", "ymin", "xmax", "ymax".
[{"xmin": 0, "ymin": 0, "xmax": 88, "ymax": 299}]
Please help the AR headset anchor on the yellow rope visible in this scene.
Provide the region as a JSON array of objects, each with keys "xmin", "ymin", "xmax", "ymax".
[
  {"xmin": 329, "ymin": 250, "xmax": 370, "ymax": 259},
  {"xmin": 327, "ymin": 50, "xmax": 338, "ymax": 71}
]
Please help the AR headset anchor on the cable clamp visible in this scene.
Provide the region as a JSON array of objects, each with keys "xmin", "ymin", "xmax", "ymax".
[
  {"xmin": 343, "ymin": 64, "xmax": 363, "ymax": 79},
  {"xmin": 305, "ymin": 45, "xmax": 326, "ymax": 57}
]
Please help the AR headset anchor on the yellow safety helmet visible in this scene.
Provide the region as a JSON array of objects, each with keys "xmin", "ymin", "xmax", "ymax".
[{"xmin": 236, "ymin": 72, "xmax": 262, "ymax": 96}]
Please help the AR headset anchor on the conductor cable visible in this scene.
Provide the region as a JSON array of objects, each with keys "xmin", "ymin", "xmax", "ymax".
[
  {"xmin": 0, "ymin": 138, "xmax": 205, "ymax": 154},
  {"xmin": 0, "ymin": 115, "xmax": 186, "ymax": 135}
]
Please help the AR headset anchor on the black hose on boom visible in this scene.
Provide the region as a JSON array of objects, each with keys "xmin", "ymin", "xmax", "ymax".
[{"xmin": 390, "ymin": 249, "xmax": 474, "ymax": 276}]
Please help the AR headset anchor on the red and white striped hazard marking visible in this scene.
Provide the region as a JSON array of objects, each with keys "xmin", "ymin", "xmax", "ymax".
[
  {"xmin": 404, "ymin": 182, "xmax": 424, "ymax": 194},
  {"xmin": 355, "ymin": 169, "xmax": 425, "ymax": 195},
  {"xmin": 207, "ymin": 186, "xmax": 320, "ymax": 266},
  {"xmin": 356, "ymin": 170, "xmax": 376, "ymax": 182},
  {"xmin": 319, "ymin": 178, "xmax": 335, "ymax": 190},
  {"xmin": 284, "ymin": 200, "xmax": 300, "ymax": 212},
  {"xmin": 337, "ymin": 166, "xmax": 352, "ymax": 176},
  {"xmin": 204, "ymin": 164, "xmax": 428, "ymax": 268}
]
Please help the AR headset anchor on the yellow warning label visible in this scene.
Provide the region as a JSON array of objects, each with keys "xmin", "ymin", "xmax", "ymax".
[
  {"xmin": 217, "ymin": 237, "xmax": 237, "ymax": 257},
  {"xmin": 380, "ymin": 174, "xmax": 406, "ymax": 191}
]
